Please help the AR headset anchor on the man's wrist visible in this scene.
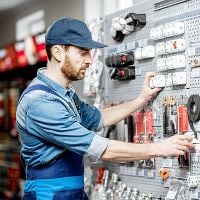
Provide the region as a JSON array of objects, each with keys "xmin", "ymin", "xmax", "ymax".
[
  {"xmin": 136, "ymin": 96, "xmax": 147, "ymax": 105},
  {"xmin": 151, "ymin": 143, "xmax": 161, "ymax": 157}
]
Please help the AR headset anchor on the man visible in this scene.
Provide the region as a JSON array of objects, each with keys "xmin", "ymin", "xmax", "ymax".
[{"xmin": 16, "ymin": 17, "xmax": 192, "ymax": 200}]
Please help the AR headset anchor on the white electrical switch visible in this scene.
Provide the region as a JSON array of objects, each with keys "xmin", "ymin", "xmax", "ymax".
[
  {"xmin": 157, "ymin": 58, "xmax": 166, "ymax": 71},
  {"xmin": 166, "ymin": 39, "xmax": 186, "ymax": 53},
  {"xmin": 135, "ymin": 48, "xmax": 142, "ymax": 60},
  {"xmin": 156, "ymin": 42, "xmax": 166, "ymax": 55},
  {"xmin": 150, "ymin": 26, "xmax": 163, "ymax": 40},
  {"xmin": 172, "ymin": 72, "xmax": 187, "ymax": 85},
  {"xmin": 149, "ymin": 74, "xmax": 166, "ymax": 88},
  {"xmin": 142, "ymin": 46, "xmax": 155, "ymax": 58},
  {"xmin": 174, "ymin": 21, "xmax": 185, "ymax": 35},
  {"xmin": 175, "ymin": 55, "xmax": 186, "ymax": 69},
  {"xmin": 166, "ymin": 73, "xmax": 173, "ymax": 87}
]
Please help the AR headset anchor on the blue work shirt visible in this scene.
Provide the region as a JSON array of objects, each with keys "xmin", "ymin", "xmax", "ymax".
[{"xmin": 16, "ymin": 67, "xmax": 109, "ymax": 167}]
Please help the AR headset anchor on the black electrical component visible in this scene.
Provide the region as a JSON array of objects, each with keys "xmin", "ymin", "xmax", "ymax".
[
  {"xmin": 170, "ymin": 106, "xmax": 178, "ymax": 135},
  {"xmin": 105, "ymin": 56, "xmax": 110, "ymax": 67},
  {"xmin": 138, "ymin": 160, "xmax": 145, "ymax": 167},
  {"xmin": 124, "ymin": 13, "xmax": 146, "ymax": 30},
  {"xmin": 111, "ymin": 13, "xmax": 146, "ymax": 43},
  {"xmin": 106, "ymin": 51, "xmax": 135, "ymax": 81},
  {"xmin": 126, "ymin": 115, "xmax": 134, "ymax": 143},
  {"xmin": 131, "ymin": 13, "xmax": 146, "ymax": 27},
  {"xmin": 178, "ymin": 152, "xmax": 189, "ymax": 168},
  {"xmin": 163, "ymin": 103, "xmax": 178, "ymax": 137},
  {"xmin": 138, "ymin": 159, "xmax": 154, "ymax": 168},
  {"xmin": 145, "ymin": 159, "xmax": 154, "ymax": 168},
  {"xmin": 110, "ymin": 68, "xmax": 118, "ymax": 79},
  {"xmin": 124, "ymin": 13, "xmax": 137, "ymax": 32},
  {"xmin": 112, "ymin": 30, "xmax": 125, "ymax": 43},
  {"xmin": 163, "ymin": 104, "xmax": 167, "ymax": 136},
  {"xmin": 114, "ymin": 51, "xmax": 134, "ymax": 67},
  {"xmin": 109, "ymin": 67, "xmax": 135, "ymax": 81},
  {"xmin": 105, "ymin": 55, "xmax": 114, "ymax": 67},
  {"xmin": 164, "ymin": 104, "xmax": 171, "ymax": 136},
  {"xmin": 187, "ymin": 94, "xmax": 200, "ymax": 139},
  {"xmin": 106, "ymin": 51, "xmax": 134, "ymax": 68}
]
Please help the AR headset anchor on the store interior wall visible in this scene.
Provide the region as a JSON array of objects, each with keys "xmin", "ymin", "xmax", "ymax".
[
  {"xmin": 0, "ymin": 0, "xmax": 84, "ymax": 47},
  {"xmin": 0, "ymin": 0, "xmax": 85, "ymax": 96}
]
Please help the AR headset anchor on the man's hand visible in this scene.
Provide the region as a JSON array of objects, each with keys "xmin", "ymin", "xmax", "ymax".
[
  {"xmin": 138, "ymin": 72, "xmax": 162, "ymax": 104},
  {"xmin": 157, "ymin": 134, "xmax": 194, "ymax": 157},
  {"xmin": 101, "ymin": 134, "xmax": 194, "ymax": 162}
]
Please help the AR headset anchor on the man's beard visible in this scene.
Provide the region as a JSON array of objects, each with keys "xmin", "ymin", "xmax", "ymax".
[{"xmin": 61, "ymin": 56, "xmax": 80, "ymax": 81}]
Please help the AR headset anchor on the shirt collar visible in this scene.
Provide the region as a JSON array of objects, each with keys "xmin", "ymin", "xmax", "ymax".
[{"xmin": 37, "ymin": 67, "xmax": 75, "ymax": 97}]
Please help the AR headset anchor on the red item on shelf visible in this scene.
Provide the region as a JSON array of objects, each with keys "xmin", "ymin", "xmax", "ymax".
[
  {"xmin": 0, "ymin": 44, "xmax": 18, "ymax": 72},
  {"xmin": 145, "ymin": 110, "xmax": 154, "ymax": 135},
  {"xmin": 15, "ymin": 41, "xmax": 29, "ymax": 67},
  {"xmin": 133, "ymin": 135, "xmax": 140, "ymax": 143},
  {"xmin": 34, "ymin": 33, "xmax": 47, "ymax": 62},
  {"xmin": 96, "ymin": 168, "xmax": 105, "ymax": 184},
  {"xmin": 5, "ymin": 44, "xmax": 18, "ymax": 70},
  {"xmin": 0, "ymin": 91, "xmax": 5, "ymax": 130},
  {"xmin": 7, "ymin": 167, "xmax": 20, "ymax": 192},
  {"xmin": 136, "ymin": 111, "xmax": 144, "ymax": 135},
  {"xmin": 178, "ymin": 105, "xmax": 189, "ymax": 133},
  {"xmin": 9, "ymin": 85, "xmax": 20, "ymax": 137},
  {"xmin": 24, "ymin": 35, "xmax": 38, "ymax": 65}
]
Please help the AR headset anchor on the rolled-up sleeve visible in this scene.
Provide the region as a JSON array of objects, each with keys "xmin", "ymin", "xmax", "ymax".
[
  {"xmin": 26, "ymin": 97, "xmax": 109, "ymax": 160},
  {"xmin": 85, "ymin": 134, "xmax": 110, "ymax": 162}
]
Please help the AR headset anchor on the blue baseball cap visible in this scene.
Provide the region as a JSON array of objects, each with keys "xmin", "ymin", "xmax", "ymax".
[{"xmin": 45, "ymin": 17, "xmax": 107, "ymax": 49}]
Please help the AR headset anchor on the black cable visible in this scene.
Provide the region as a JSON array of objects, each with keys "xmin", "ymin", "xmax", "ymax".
[
  {"xmin": 114, "ymin": 31, "xmax": 124, "ymax": 42},
  {"xmin": 187, "ymin": 94, "xmax": 200, "ymax": 138}
]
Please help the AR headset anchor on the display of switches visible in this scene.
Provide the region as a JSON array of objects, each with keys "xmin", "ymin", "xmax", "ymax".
[
  {"xmin": 101, "ymin": 1, "xmax": 200, "ymax": 199},
  {"xmin": 156, "ymin": 38, "xmax": 186, "ymax": 55},
  {"xmin": 157, "ymin": 55, "xmax": 186, "ymax": 71},
  {"xmin": 149, "ymin": 72, "xmax": 187, "ymax": 88},
  {"xmin": 150, "ymin": 21, "xmax": 185, "ymax": 40}
]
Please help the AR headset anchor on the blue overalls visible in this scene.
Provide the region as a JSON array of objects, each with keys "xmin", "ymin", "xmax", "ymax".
[
  {"xmin": 24, "ymin": 151, "xmax": 88, "ymax": 200},
  {"xmin": 19, "ymin": 84, "xmax": 89, "ymax": 200}
]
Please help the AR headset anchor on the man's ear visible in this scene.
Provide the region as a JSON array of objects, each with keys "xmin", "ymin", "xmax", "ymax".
[{"xmin": 51, "ymin": 45, "xmax": 65, "ymax": 62}]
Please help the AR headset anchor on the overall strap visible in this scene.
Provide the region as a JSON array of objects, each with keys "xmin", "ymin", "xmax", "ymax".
[
  {"xmin": 19, "ymin": 84, "xmax": 62, "ymax": 103},
  {"xmin": 19, "ymin": 84, "xmax": 80, "ymax": 114},
  {"xmin": 18, "ymin": 84, "xmax": 81, "ymax": 169}
]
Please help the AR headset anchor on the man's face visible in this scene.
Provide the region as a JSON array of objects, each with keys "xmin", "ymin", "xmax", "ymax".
[{"xmin": 61, "ymin": 46, "xmax": 92, "ymax": 81}]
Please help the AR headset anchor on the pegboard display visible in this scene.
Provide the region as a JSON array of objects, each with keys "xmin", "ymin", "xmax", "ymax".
[{"xmin": 99, "ymin": 0, "xmax": 200, "ymax": 199}]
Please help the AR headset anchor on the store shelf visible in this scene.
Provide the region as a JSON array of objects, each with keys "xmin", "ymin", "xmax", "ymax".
[{"xmin": 0, "ymin": 61, "xmax": 46, "ymax": 81}]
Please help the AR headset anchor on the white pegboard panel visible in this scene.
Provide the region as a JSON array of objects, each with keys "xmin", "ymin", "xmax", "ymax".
[
  {"xmin": 187, "ymin": 0, "xmax": 200, "ymax": 10},
  {"xmin": 154, "ymin": 0, "xmax": 187, "ymax": 20},
  {"xmin": 190, "ymin": 151, "xmax": 200, "ymax": 176},
  {"xmin": 104, "ymin": 72, "xmax": 144, "ymax": 102},
  {"xmin": 189, "ymin": 77, "xmax": 200, "ymax": 88},
  {"xmin": 187, "ymin": 87, "xmax": 200, "ymax": 96},
  {"xmin": 187, "ymin": 16, "xmax": 200, "ymax": 45},
  {"xmin": 100, "ymin": 0, "xmax": 200, "ymax": 198},
  {"xmin": 121, "ymin": 179, "xmax": 168, "ymax": 198}
]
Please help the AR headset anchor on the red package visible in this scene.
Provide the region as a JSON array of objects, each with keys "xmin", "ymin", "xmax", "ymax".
[
  {"xmin": 15, "ymin": 41, "xmax": 29, "ymax": 67},
  {"xmin": 34, "ymin": 33, "xmax": 47, "ymax": 62}
]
